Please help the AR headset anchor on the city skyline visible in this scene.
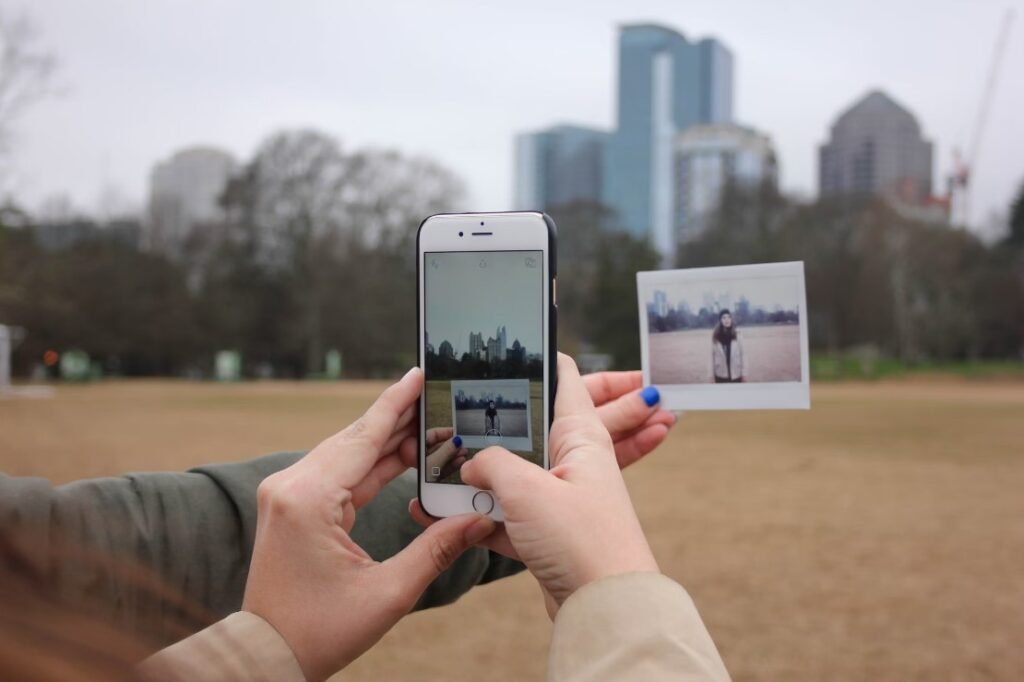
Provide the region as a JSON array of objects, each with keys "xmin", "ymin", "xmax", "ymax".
[
  {"xmin": 424, "ymin": 250, "xmax": 543, "ymax": 357},
  {"xmin": 514, "ymin": 23, "xmax": 735, "ymax": 259},
  {"xmin": 10, "ymin": 1, "xmax": 1022, "ymax": 237},
  {"xmin": 429, "ymin": 325, "xmax": 531, "ymax": 362},
  {"xmin": 645, "ymin": 275, "xmax": 801, "ymax": 316}
]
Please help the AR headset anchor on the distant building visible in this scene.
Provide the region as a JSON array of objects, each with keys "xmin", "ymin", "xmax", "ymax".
[
  {"xmin": 469, "ymin": 331, "xmax": 485, "ymax": 358},
  {"xmin": 675, "ymin": 123, "xmax": 778, "ymax": 247},
  {"xmin": 819, "ymin": 90, "xmax": 934, "ymax": 204},
  {"xmin": 475, "ymin": 325, "xmax": 508, "ymax": 363},
  {"xmin": 147, "ymin": 146, "xmax": 237, "ymax": 256},
  {"xmin": 509, "ymin": 338, "xmax": 525, "ymax": 363},
  {"xmin": 604, "ymin": 24, "xmax": 734, "ymax": 254},
  {"xmin": 495, "ymin": 326, "xmax": 507, "ymax": 361},
  {"xmin": 438, "ymin": 340, "xmax": 455, "ymax": 359},
  {"xmin": 652, "ymin": 290, "xmax": 669, "ymax": 317},
  {"xmin": 513, "ymin": 124, "xmax": 609, "ymax": 211}
]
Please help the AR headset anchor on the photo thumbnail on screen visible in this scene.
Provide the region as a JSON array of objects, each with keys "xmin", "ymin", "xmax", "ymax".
[{"xmin": 423, "ymin": 251, "xmax": 545, "ymax": 484}]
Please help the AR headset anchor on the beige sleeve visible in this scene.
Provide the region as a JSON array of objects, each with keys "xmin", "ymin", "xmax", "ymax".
[
  {"xmin": 548, "ymin": 572, "xmax": 731, "ymax": 682},
  {"xmin": 137, "ymin": 611, "xmax": 306, "ymax": 682}
]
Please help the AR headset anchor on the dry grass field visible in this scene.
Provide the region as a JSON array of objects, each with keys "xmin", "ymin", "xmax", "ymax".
[
  {"xmin": 2, "ymin": 377, "xmax": 1023, "ymax": 681},
  {"xmin": 651, "ymin": 325, "xmax": 802, "ymax": 384},
  {"xmin": 455, "ymin": 408, "xmax": 529, "ymax": 435}
]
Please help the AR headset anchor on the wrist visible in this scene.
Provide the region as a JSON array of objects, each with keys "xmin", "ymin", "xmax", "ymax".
[
  {"xmin": 240, "ymin": 605, "xmax": 330, "ymax": 682},
  {"xmin": 562, "ymin": 544, "xmax": 659, "ymax": 605},
  {"xmin": 581, "ymin": 554, "xmax": 660, "ymax": 591}
]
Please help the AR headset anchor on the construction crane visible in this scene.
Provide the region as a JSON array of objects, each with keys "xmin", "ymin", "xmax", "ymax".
[{"xmin": 949, "ymin": 8, "xmax": 1015, "ymax": 226}]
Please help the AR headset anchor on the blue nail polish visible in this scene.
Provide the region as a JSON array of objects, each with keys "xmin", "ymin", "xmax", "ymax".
[
  {"xmin": 640, "ymin": 386, "xmax": 660, "ymax": 407},
  {"xmin": 453, "ymin": 435, "xmax": 463, "ymax": 447}
]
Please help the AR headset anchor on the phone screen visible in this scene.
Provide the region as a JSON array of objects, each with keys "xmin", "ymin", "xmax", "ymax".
[{"xmin": 423, "ymin": 250, "xmax": 545, "ymax": 485}]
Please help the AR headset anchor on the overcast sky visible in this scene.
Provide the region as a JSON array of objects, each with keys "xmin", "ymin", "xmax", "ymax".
[
  {"xmin": 425, "ymin": 250, "xmax": 543, "ymax": 356},
  {"xmin": 10, "ymin": 0, "xmax": 1024, "ymax": 234},
  {"xmin": 645, "ymin": 274, "xmax": 801, "ymax": 313}
]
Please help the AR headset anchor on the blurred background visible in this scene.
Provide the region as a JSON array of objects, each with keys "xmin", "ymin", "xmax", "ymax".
[{"xmin": 0, "ymin": 1, "xmax": 1022, "ymax": 680}]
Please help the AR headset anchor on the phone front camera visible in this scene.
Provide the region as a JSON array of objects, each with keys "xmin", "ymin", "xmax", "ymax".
[
  {"xmin": 480, "ymin": 221, "xmax": 485, "ymax": 226},
  {"xmin": 458, "ymin": 231, "xmax": 464, "ymax": 237}
]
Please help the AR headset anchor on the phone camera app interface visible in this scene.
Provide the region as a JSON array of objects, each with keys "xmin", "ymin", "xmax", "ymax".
[{"xmin": 424, "ymin": 251, "xmax": 544, "ymax": 485}]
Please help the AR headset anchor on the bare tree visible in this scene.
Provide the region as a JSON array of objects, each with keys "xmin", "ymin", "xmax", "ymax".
[
  {"xmin": 0, "ymin": 9, "xmax": 57, "ymax": 165},
  {"xmin": 214, "ymin": 128, "xmax": 465, "ymax": 374}
]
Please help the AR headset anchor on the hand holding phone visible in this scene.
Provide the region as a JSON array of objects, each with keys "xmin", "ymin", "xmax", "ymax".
[
  {"xmin": 241, "ymin": 369, "xmax": 496, "ymax": 680},
  {"xmin": 428, "ymin": 354, "xmax": 660, "ymax": 613}
]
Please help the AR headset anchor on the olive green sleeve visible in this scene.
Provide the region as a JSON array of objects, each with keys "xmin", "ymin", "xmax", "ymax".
[{"xmin": 0, "ymin": 457, "xmax": 524, "ymax": 650}]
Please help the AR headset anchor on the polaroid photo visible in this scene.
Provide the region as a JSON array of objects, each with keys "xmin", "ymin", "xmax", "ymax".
[
  {"xmin": 637, "ymin": 261, "xmax": 810, "ymax": 411},
  {"xmin": 449, "ymin": 378, "xmax": 534, "ymax": 451}
]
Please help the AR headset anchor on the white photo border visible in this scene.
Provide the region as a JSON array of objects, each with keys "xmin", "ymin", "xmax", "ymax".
[
  {"xmin": 637, "ymin": 261, "xmax": 811, "ymax": 411},
  {"xmin": 449, "ymin": 378, "xmax": 534, "ymax": 451}
]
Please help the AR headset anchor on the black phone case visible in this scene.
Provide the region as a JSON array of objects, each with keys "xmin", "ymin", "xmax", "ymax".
[{"xmin": 415, "ymin": 211, "xmax": 558, "ymax": 519}]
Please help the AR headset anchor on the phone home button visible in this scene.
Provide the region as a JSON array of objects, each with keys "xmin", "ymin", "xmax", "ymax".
[{"xmin": 471, "ymin": 491, "xmax": 495, "ymax": 514}]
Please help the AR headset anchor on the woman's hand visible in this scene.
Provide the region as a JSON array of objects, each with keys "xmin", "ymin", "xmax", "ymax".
[
  {"xmin": 417, "ymin": 355, "xmax": 659, "ymax": 614},
  {"xmin": 241, "ymin": 368, "xmax": 496, "ymax": 682},
  {"xmin": 582, "ymin": 370, "xmax": 676, "ymax": 468},
  {"xmin": 424, "ymin": 427, "xmax": 468, "ymax": 481},
  {"xmin": 411, "ymin": 366, "xmax": 675, "ymax": 561}
]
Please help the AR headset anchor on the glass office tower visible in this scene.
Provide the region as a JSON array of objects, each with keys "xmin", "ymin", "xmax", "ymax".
[
  {"xmin": 514, "ymin": 124, "xmax": 609, "ymax": 211},
  {"xmin": 603, "ymin": 25, "xmax": 734, "ymax": 251}
]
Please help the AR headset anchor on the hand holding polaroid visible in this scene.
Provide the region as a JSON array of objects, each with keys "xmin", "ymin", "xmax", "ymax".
[{"xmin": 637, "ymin": 261, "xmax": 810, "ymax": 411}]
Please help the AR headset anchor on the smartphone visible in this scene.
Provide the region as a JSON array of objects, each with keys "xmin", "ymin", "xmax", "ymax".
[{"xmin": 417, "ymin": 211, "xmax": 557, "ymax": 520}]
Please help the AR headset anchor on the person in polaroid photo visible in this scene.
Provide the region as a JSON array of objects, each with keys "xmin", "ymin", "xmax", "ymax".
[
  {"xmin": 484, "ymin": 400, "xmax": 501, "ymax": 433},
  {"xmin": 711, "ymin": 310, "xmax": 744, "ymax": 383}
]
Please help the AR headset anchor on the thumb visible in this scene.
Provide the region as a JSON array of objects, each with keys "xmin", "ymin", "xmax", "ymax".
[
  {"xmin": 381, "ymin": 513, "xmax": 496, "ymax": 599},
  {"xmin": 460, "ymin": 446, "xmax": 554, "ymax": 500}
]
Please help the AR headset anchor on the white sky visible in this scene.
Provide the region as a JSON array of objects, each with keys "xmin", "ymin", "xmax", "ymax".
[
  {"xmin": 646, "ymin": 274, "xmax": 801, "ymax": 313},
  {"xmin": 425, "ymin": 250, "xmax": 543, "ymax": 356},
  {"xmin": 10, "ymin": 0, "xmax": 1024, "ymax": 233}
]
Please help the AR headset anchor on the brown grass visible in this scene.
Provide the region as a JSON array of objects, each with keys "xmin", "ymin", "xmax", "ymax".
[
  {"xmin": 651, "ymin": 325, "xmax": 802, "ymax": 384},
  {"xmin": 2, "ymin": 378, "xmax": 1023, "ymax": 681}
]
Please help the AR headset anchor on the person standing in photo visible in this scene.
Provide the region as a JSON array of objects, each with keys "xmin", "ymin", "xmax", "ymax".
[
  {"xmin": 484, "ymin": 400, "xmax": 500, "ymax": 433},
  {"xmin": 711, "ymin": 310, "xmax": 744, "ymax": 383}
]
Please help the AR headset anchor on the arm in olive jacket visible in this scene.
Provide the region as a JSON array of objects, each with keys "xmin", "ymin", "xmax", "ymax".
[{"xmin": 0, "ymin": 456, "xmax": 523, "ymax": 648}]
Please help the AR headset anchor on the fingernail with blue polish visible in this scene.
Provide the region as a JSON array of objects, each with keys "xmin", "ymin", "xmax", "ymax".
[
  {"xmin": 641, "ymin": 386, "xmax": 660, "ymax": 407},
  {"xmin": 453, "ymin": 435, "xmax": 463, "ymax": 447}
]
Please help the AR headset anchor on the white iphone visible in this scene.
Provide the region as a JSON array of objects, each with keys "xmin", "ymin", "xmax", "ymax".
[{"xmin": 417, "ymin": 211, "xmax": 557, "ymax": 520}]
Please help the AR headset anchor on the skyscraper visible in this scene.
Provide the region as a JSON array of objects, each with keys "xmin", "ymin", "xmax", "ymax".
[
  {"xmin": 495, "ymin": 325, "xmax": 507, "ymax": 361},
  {"xmin": 653, "ymin": 290, "xmax": 669, "ymax": 317},
  {"xmin": 514, "ymin": 125, "xmax": 609, "ymax": 211},
  {"xmin": 819, "ymin": 90, "xmax": 933, "ymax": 203},
  {"xmin": 469, "ymin": 331, "xmax": 485, "ymax": 358},
  {"xmin": 147, "ymin": 146, "xmax": 237, "ymax": 256},
  {"xmin": 675, "ymin": 123, "xmax": 777, "ymax": 245},
  {"xmin": 604, "ymin": 25, "xmax": 734, "ymax": 251}
]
